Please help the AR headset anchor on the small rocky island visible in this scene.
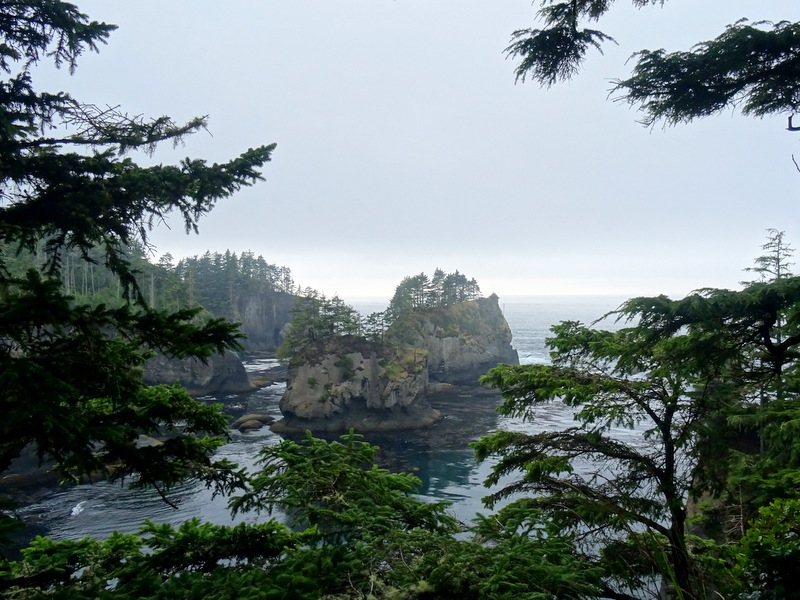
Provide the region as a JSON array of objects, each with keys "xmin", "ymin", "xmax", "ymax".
[
  {"xmin": 386, "ymin": 294, "xmax": 519, "ymax": 385},
  {"xmin": 272, "ymin": 335, "xmax": 439, "ymax": 433},
  {"xmin": 272, "ymin": 272, "xmax": 518, "ymax": 433}
]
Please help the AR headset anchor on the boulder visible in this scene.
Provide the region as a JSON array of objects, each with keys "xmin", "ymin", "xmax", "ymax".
[
  {"xmin": 237, "ymin": 419, "xmax": 265, "ymax": 432},
  {"xmin": 231, "ymin": 413, "xmax": 275, "ymax": 431}
]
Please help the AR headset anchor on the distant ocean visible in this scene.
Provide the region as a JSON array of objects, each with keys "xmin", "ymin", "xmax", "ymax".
[
  {"xmin": 15, "ymin": 295, "xmax": 633, "ymax": 545},
  {"xmin": 351, "ymin": 294, "xmax": 630, "ymax": 365}
]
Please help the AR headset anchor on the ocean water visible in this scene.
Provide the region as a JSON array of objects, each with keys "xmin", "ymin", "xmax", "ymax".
[{"xmin": 13, "ymin": 295, "xmax": 630, "ymax": 544}]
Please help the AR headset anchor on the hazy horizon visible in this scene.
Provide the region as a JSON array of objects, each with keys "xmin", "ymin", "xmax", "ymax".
[{"xmin": 36, "ymin": 1, "xmax": 800, "ymax": 302}]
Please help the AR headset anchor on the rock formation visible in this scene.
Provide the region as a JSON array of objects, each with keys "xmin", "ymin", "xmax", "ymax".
[
  {"xmin": 143, "ymin": 350, "xmax": 253, "ymax": 396},
  {"xmin": 142, "ymin": 291, "xmax": 295, "ymax": 396},
  {"xmin": 232, "ymin": 290, "xmax": 295, "ymax": 353},
  {"xmin": 386, "ymin": 294, "xmax": 519, "ymax": 385},
  {"xmin": 272, "ymin": 335, "xmax": 440, "ymax": 433},
  {"xmin": 231, "ymin": 413, "xmax": 275, "ymax": 432}
]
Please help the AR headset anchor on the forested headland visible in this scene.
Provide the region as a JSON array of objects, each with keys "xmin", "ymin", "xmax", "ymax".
[{"xmin": 2, "ymin": 242, "xmax": 296, "ymax": 317}]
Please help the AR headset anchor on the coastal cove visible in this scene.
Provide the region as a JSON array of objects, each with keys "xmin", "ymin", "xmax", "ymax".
[{"xmin": 13, "ymin": 295, "xmax": 629, "ymax": 547}]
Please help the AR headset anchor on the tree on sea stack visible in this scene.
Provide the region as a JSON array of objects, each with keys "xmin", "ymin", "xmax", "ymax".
[
  {"xmin": 276, "ymin": 291, "xmax": 362, "ymax": 363},
  {"xmin": 0, "ymin": 0, "xmax": 275, "ymax": 538}
]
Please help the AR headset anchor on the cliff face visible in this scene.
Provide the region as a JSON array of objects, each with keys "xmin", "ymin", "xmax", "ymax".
[
  {"xmin": 387, "ymin": 295, "xmax": 519, "ymax": 385},
  {"xmin": 233, "ymin": 290, "xmax": 295, "ymax": 352},
  {"xmin": 140, "ymin": 291, "xmax": 293, "ymax": 396},
  {"xmin": 143, "ymin": 351, "xmax": 253, "ymax": 396},
  {"xmin": 273, "ymin": 335, "xmax": 440, "ymax": 433}
]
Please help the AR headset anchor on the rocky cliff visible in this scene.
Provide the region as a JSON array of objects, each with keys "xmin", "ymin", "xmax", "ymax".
[
  {"xmin": 272, "ymin": 335, "xmax": 440, "ymax": 433},
  {"xmin": 141, "ymin": 291, "xmax": 293, "ymax": 396},
  {"xmin": 232, "ymin": 290, "xmax": 295, "ymax": 352},
  {"xmin": 143, "ymin": 351, "xmax": 253, "ymax": 396},
  {"xmin": 386, "ymin": 294, "xmax": 519, "ymax": 385}
]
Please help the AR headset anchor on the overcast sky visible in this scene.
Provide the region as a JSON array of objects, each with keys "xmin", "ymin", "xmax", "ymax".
[{"xmin": 38, "ymin": 1, "xmax": 800, "ymax": 302}]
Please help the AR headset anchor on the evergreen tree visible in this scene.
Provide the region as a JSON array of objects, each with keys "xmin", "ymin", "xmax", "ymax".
[
  {"xmin": 427, "ymin": 267, "xmax": 446, "ymax": 307},
  {"xmin": 173, "ymin": 250, "xmax": 294, "ymax": 320},
  {"xmin": 743, "ymin": 228, "xmax": 795, "ymax": 284},
  {"xmin": 276, "ymin": 292, "xmax": 362, "ymax": 363},
  {"xmin": 478, "ymin": 274, "xmax": 800, "ymax": 599},
  {"xmin": 386, "ymin": 269, "xmax": 483, "ymax": 325},
  {"xmin": 0, "ymin": 0, "xmax": 275, "ymax": 533},
  {"xmin": 505, "ymin": 3, "xmax": 800, "ymax": 132},
  {"xmin": 3, "ymin": 432, "xmax": 605, "ymax": 599},
  {"xmin": 386, "ymin": 275, "xmax": 417, "ymax": 323},
  {"xmin": 363, "ymin": 310, "xmax": 388, "ymax": 343}
]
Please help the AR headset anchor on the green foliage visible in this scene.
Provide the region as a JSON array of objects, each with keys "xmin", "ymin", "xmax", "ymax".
[
  {"xmin": 1, "ymin": 241, "xmax": 296, "ymax": 319},
  {"xmin": 727, "ymin": 399, "xmax": 800, "ymax": 508},
  {"xmin": 3, "ymin": 432, "xmax": 609, "ymax": 599},
  {"xmin": 386, "ymin": 269, "xmax": 482, "ymax": 325},
  {"xmin": 276, "ymin": 292, "xmax": 361, "ymax": 364},
  {"xmin": 474, "ymin": 269, "xmax": 800, "ymax": 599},
  {"xmin": 506, "ymin": 21, "xmax": 614, "ymax": 86},
  {"xmin": 174, "ymin": 250, "xmax": 295, "ymax": 318},
  {"xmin": 503, "ymin": 0, "xmax": 659, "ymax": 87},
  {"xmin": 386, "ymin": 290, "xmax": 493, "ymax": 351},
  {"xmin": 362, "ymin": 309, "xmax": 388, "ymax": 343},
  {"xmin": 614, "ymin": 19, "xmax": 800, "ymax": 127},
  {"xmin": 734, "ymin": 498, "xmax": 800, "ymax": 599},
  {"xmin": 384, "ymin": 362, "xmax": 404, "ymax": 381},
  {"xmin": 457, "ymin": 502, "xmax": 603, "ymax": 600},
  {"xmin": 230, "ymin": 431, "xmax": 457, "ymax": 538},
  {"xmin": 743, "ymin": 228, "xmax": 795, "ymax": 287},
  {"xmin": 505, "ymin": 2, "xmax": 800, "ymax": 131},
  {"xmin": 1, "ymin": 519, "xmax": 305, "ymax": 599},
  {"xmin": 0, "ymin": 0, "xmax": 273, "ymax": 538},
  {"xmin": 0, "ymin": 267, "xmax": 247, "ymax": 489},
  {"xmin": 334, "ymin": 354, "xmax": 355, "ymax": 379}
]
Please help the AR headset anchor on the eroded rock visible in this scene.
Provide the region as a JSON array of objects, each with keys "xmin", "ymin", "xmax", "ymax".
[
  {"xmin": 387, "ymin": 294, "xmax": 519, "ymax": 385},
  {"xmin": 231, "ymin": 413, "xmax": 275, "ymax": 432},
  {"xmin": 272, "ymin": 335, "xmax": 440, "ymax": 433},
  {"xmin": 143, "ymin": 351, "xmax": 253, "ymax": 396}
]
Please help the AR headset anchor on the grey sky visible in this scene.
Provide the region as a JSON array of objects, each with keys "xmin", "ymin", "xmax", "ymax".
[{"xmin": 39, "ymin": 1, "xmax": 800, "ymax": 301}]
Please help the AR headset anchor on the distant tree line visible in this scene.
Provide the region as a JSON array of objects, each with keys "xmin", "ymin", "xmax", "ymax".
[
  {"xmin": 0, "ymin": 242, "xmax": 295, "ymax": 321},
  {"xmin": 174, "ymin": 250, "xmax": 295, "ymax": 319}
]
